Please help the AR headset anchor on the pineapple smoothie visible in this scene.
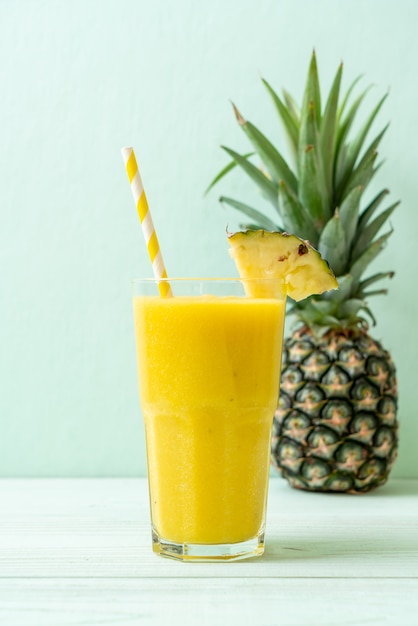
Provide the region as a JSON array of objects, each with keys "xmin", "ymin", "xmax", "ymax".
[{"xmin": 133, "ymin": 288, "xmax": 285, "ymax": 554}]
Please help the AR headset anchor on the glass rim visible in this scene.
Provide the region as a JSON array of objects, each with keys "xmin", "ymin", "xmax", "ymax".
[
  {"xmin": 131, "ymin": 277, "xmax": 287, "ymax": 299},
  {"xmin": 131, "ymin": 277, "xmax": 281, "ymax": 284}
]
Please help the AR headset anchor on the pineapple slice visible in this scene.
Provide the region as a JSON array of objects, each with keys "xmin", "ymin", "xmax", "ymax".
[{"xmin": 228, "ymin": 230, "xmax": 338, "ymax": 301}]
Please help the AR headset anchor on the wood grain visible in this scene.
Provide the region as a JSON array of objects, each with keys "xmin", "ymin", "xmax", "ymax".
[{"xmin": 0, "ymin": 478, "xmax": 417, "ymax": 625}]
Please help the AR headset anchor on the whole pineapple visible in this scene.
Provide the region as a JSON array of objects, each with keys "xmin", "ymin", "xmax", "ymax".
[{"xmin": 209, "ymin": 52, "xmax": 399, "ymax": 493}]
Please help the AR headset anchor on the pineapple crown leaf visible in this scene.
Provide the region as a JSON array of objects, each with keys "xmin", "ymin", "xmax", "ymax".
[
  {"xmin": 204, "ymin": 151, "xmax": 255, "ymax": 195},
  {"xmin": 231, "ymin": 101, "xmax": 246, "ymax": 126},
  {"xmin": 219, "ymin": 196, "xmax": 278, "ymax": 231},
  {"xmin": 317, "ymin": 211, "xmax": 348, "ymax": 276},
  {"xmin": 293, "ymin": 291, "xmax": 376, "ymax": 330},
  {"xmin": 297, "ymin": 143, "xmax": 329, "ymax": 227},
  {"xmin": 342, "ymin": 150, "xmax": 378, "ymax": 201},
  {"xmin": 335, "ymin": 83, "xmax": 373, "ymax": 160},
  {"xmin": 319, "ymin": 62, "xmax": 343, "ymax": 192},
  {"xmin": 358, "ymin": 271, "xmax": 394, "ymax": 292},
  {"xmin": 324, "ymin": 274, "xmax": 354, "ymax": 303},
  {"xmin": 338, "ymin": 73, "xmax": 364, "ymax": 117},
  {"xmin": 278, "ymin": 180, "xmax": 318, "ymax": 242},
  {"xmin": 352, "ymin": 202, "xmax": 399, "ymax": 259},
  {"xmin": 338, "ymin": 185, "xmax": 363, "ymax": 251},
  {"xmin": 220, "ymin": 145, "xmax": 278, "ymax": 207},
  {"xmin": 361, "ymin": 305, "xmax": 377, "ymax": 326},
  {"xmin": 350, "ymin": 228, "xmax": 394, "ymax": 287},
  {"xmin": 357, "ymin": 189, "xmax": 390, "ymax": 230},
  {"xmin": 360, "ymin": 288, "xmax": 389, "ymax": 298},
  {"xmin": 229, "ymin": 102, "xmax": 298, "ymax": 192},
  {"xmin": 339, "ymin": 298, "xmax": 369, "ymax": 319},
  {"xmin": 282, "ymin": 88, "xmax": 300, "ymax": 124},
  {"xmin": 301, "ymin": 50, "xmax": 322, "ymax": 127},
  {"xmin": 208, "ymin": 52, "xmax": 400, "ymax": 330},
  {"xmin": 261, "ymin": 77, "xmax": 299, "ymax": 152},
  {"xmin": 335, "ymin": 92, "xmax": 389, "ymax": 198}
]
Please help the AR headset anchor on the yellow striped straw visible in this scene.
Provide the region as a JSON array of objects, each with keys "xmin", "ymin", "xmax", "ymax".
[{"xmin": 121, "ymin": 147, "xmax": 172, "ymax": 297}]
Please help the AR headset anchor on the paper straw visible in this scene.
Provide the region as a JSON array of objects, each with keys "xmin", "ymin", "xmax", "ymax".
[{"xmin": 121, "ymin": 147, "xmax": 172, "ymax": 297}]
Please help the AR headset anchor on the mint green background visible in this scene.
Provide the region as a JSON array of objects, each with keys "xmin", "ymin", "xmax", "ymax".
[{"xmin": 1, "ymin": 0, "xmax": 416, "ymax": 477}]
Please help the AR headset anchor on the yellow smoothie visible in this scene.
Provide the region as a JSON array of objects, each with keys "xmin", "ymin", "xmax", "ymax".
[{"xmin": 133, "ymin": 294, "xmax": 285, "ymax": 545}]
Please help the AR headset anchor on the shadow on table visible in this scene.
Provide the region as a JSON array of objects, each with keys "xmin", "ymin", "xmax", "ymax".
[
  {"xmin": 368, "ymin": 480, "xmax": 418, "ymax": 497},
  {"xmin": 263, "ymin": 533, "xmax": 414, "ymax": 562}
]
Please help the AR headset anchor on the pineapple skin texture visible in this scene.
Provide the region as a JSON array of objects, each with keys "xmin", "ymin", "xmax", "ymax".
[{"xmin": 272, "ymin": 326, "xmax": 398, "ymax": 493}]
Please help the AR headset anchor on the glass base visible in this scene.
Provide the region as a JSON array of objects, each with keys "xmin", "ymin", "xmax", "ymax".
[{"xmin": 151, "ymin": 527, "xmax": 265, "ymax": 562}]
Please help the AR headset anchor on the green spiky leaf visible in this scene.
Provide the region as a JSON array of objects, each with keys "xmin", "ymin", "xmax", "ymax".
[
  {"xmin": 342, "ymin": 125, "xmax": 388, "ymax": 200},
  {"xmin": 361, "ymin": 305, "xmax": 377, "ymax": 326},
  {"xmin": 301, "ymin": 51, "xmax": 321, "ymax": 128},
  {"xmin": 278, "ymin": 181, "xmax": 319, "ymax": 243},
  {"xmin": 282, "ymin": 88, "xmax": 300, "ymax": 122},
  {"xmin": 335, "ymin": 85, "xmax": 373, "ymax": 168},
  {"xmin": 352, "ymin": 203, "xmax": 398, "ymax": 259},
  {"xmin": 232, "ymin": 105, "xmax": 298, "ymax": 192},
  {"xmin": 320, "ymin": 62, "xmax": 343, "ymax": 195},
  {"xmin": 335, "ymin": 93, "xmax": 388, "ymax": 198},
  {"xmin": 318, "ymin": 212, "xmax": 348, "ymax": 276},
  {"xmin": 357, "ymin": 189, "xmax": 390, "ymax": 231},
  {"xmin": 262, "ymin": 78, "xmax": 299, "ymax": 154},
  {"xmin": 361, "ymin": 288, "xmax": 388, "ymax": 298},
  {"xmin": 221, "ymin": 146, "xmax": 278, "ymax": 208},
  {"xmin": 308, "ymin": 299, "xmax": 338, "ymax": 316},
  {"xmin": 343, "ymin": 151, "xmax": 378, "ymax": 201},
  {"xmin": 339, "ymin": 298, "xmax": 367, "ymax": 319},
  {"xmin": 358, "ymin": 271, "xmax": 394, "ymax": 293},
  {"xmin": 323, "ymin": 274, "xmax": 353, "ymax": 303},
  {"xmin": 338, "ymin": 74, "xmax": 363, "ymax": 118},
  {"xmin": 298, "ymin": 100, "xmax": 319, "ymax": 168},
  {"xmin": 297, "ymin": 98, "xmax": 329, "ymax": 224},
  {"xmin": 205, "ymin": 152, "xmax": 255, "ymax": 195},
  {"xmin": 339, "ymin": 185, "xmax": 363, "ymax": 251},
  {"xmin": 350, "ymin": 229, "xmax": 393, "ymax": 286},
  {"xmin": 219, "ymin": 196, "xmax": 279, "ymax": 231},
  {"xmin": 298, "ymin": 144, "xmax": 327, "ymax": 227}
]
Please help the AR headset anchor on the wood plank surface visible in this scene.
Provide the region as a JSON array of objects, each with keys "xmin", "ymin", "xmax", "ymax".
[
  {"xmin": 0, "ymin": 478, "xmax": 417, "ymax": 579},
  {"xmin": 1, "ymin": 578, "xmax": 418, "ymax": 626},
  {"xmin": 0, "ymin": 478, "xmax": 417, "ymax": 625}
]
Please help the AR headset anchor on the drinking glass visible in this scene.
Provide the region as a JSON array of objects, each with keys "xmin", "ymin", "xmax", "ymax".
[{"xmin": 132, "ymin": 278, "xmax": 286, "ymax": 561}]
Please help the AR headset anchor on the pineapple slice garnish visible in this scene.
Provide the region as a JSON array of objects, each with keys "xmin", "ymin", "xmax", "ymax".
[{"xmin": 228, "ymin": 229, "xmax": 338, "ymax": 301}]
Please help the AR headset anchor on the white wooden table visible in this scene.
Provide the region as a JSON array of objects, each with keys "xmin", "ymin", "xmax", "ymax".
[{"xmin": 0, "ymin": 478, "xmax": 417, "ymax": 625}]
